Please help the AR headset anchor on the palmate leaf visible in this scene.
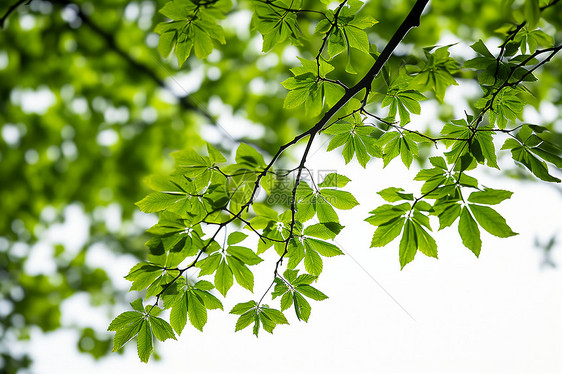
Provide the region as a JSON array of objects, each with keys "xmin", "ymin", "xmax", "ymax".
[
  {"xmin": 108, "ymin": 299, "xmax": 177, "ymax": 363},
  {"xmin": 196, "ymin": 244, "xmax": 263, "ymax": 296},
  {"xmin": 252, "ymin": 0, "xmax": 304, "ymax": 51},
  {"xmin": 459, "ymin": 207, "xmax": 482, "ymax": 257},
  {"xmin": 377, "ymin": 131, "xmax": 420, "ymax": 168},
  {"xmin": 155, "ymin": 0, "xmax": 231, "ymax": 66},
  {"xmin": 319, "ymin": 0, "xmax": 378, "ymax": 72},
  {"xmin": 271, "ymin": 270, "xmax": 328, "ymax": 322},
  {"xmin": 168, "ymin": 281, "xmax": 223, "ymax": 335},
  {"xmin": 294, "ymin": 179, "xmax": 359, "ymax": 224},
  {"xmin": 366, "ymin": 193, "xmax": 437, "ymax": 268},
  {"xmin": 501, "ymin": 125, "xmax": 562, "ymax": 182},
  {"xmin": 410, "ymin": 45, "xmax": 459, "ymax": 102},
  {"xmin": 325, "ymin": 116, "xmax": 382, "ymax": 167},
  {"xmin": 284, "ymin": 234, "xmax": 343, "ymax": 276},
  {"xmin": 230, "ymin": 300, "xmax": 288, "ymax": 336},
  {"xmin": 381, "ymin": 88, "xmax": 426, "ymax": 126},
  {"xmin": 281, "ymin": 58, "xmax": 345, "ymax": 117},
  {"xmin": 514, "ymin": 27, "xmax": 553, "ymax": 54}
]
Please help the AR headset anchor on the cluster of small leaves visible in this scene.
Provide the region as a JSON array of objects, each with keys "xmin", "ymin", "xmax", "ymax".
[
  {"xmin": 320, "ymin": 6, "xmax": 561, "ymax": 268},
  {"xmin": 369, "ymin": 72, "xmax": 427, "ymax": 126},
  {"xmin": 156, "ymin": 0, "xmax": 232, "ymax": 66},
  {"xmin": 409, "ymin": 45, "xmax": 460, "ymax": 102},
  {"xmin": 108, "ymin": 299, "xmax": 175, "ymax": 363},
  {"xmin": 315, "ymin": 0, "xmax": 378, "ymax": 73},
  {"xmin": 109, "ymin": 139, "xmax": 357, "ymax": 359},
  {"xmin": 282, "ymin": 58, "xmax": 346, "ymax": 117}
]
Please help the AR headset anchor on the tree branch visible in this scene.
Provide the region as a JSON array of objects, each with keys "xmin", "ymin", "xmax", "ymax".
[
  {"xmin": 0, "ymin": 0, "xmax": 29, "ymax": 29},
  {"xmin": 254, "ymin": 0, "xmax": 430, "ymax": 304}
]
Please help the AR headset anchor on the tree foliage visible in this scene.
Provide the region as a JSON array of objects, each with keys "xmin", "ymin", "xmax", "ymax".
[
  {"xmin": 109, "ymin": 0, "xmax": 561, "ymax": 362},
  {"xmin": 1, "ymin": 0, "xmax": 561, "ymax": 369}
]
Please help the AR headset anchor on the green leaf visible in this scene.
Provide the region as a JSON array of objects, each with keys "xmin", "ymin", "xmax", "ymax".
[
  {"xmin": 430, "ymin": 156, "xmax": 448, "ymax": 169},
  {"xmin": 227, "ymin": 246, "xmax": 263, "ymax": 265},
  {"xmin": 136, "ymin": 192, "xmax": 185, "ymax": 213},
  {"xmin": 370, "ymin": 217, "xmax": 404, "ymax": 247},
  {"xmin": 468, "ymin": 188, "xmax": 513, "ymax": 205},
  {"xmin": 413, "ymin": 223, "xmax": 438, "ymax": 258},
  {"xmin": 150, "ymin": 317, "xmax": 176, "ymax": 342},
  {"xmin": 303, "ymin": 222, "xmax": 343, "ymax": 240},
  {"xmin": 281, "ymin": 292, "xmax": 293, "ymax": 311},
  {"xmin": 197, "ymin": 253, "xmax": 222, "ymax": 276},
  {"xmin": 304, "ymin": 247, "xmax": 323, "ymax": 276},
  {"xmin": 305, "ymin": 238, "xmax": 343, "ymax": 257},
  {"xmin": 194, "ymin": 289, "xmax": 223, "ymax": 310},
  {"xmin": 187, "ymin": 292, "xmax": 207, "ymax": 331},
  {"xmin": 170, "ymin": 292, "xmax": 188, "ymax": 335},
  {"xmin": 293, "ymin": 292, "xmax": 312, "ymax": 322},
  {"xmin": 316, "ymin": 198, "xmax": 339, "ymax": 223},
  {"xmin": 194, "ymin": 280, "xmax": 214, "ymax": 291},
  {"xmin": 458, "ymin": 207, "xmax": 482, "ymax": 257},
  {"xmin": 470, "ymin": 40, "xmax": 494, "ymax": 58},
  {"xmin": 130, "ymin": 299, "xmax": 145, "ymax": 313},
  {"xmin": 295, "ymin": 285, "xmax": 328, "ymax": 301},
  {"xmin": 234, "ymin": 311, "xmax": 255, "ymax": 332},
  {"xmin": 365, "ymin": 203, "xmax": 409, "ymax": 226},
  {"xmin": 435, "ymin": 202, "xmax": 461, "ymax": 230},
  {"xmin": 125, "ymin": 263, "xmax": 162, "ymax": 292},
  {"xmin": 469, "ymin": 204, "xmax": 518, "ymax": 238},
  {"xmin": 320, "ymin": 189, "xmax": 359, "ymax": 210},
  {"xmin": 158, "ymin": 31, "xmax": 176, "ymax": 57},
  {"xmin": 235, "ymin": 143, "xmax": 267, "ymax": 170},
  {"xmin": 318, "ymin": 173, "xmax": 351, "ymax": 188},
  {"xmin": 207, "ymin": 143, "xmax": 227, "ymax": 164},
  {"xmin": 227, "ymin": 231, "xmax": 248, "ymax": 245},
  {"xmin": 112, "ymin": 318, "xmax": 143, "ymax": 352},
  {"xmin": 530, "ymin": 147, "xmax": 562, "ymax": 168},
  {"xmin": 108, "ymin": 311, "xmax": 143, "ymax": 331},
  {"xmin": 230, "ymin": 300, "xmax": 257, "ymax": 315},
  {"xmin": 227, "ymin": 256, "xmax": 255, "ymax": 291},
  {"xmin": 137, "ymin": 321, "xmax": 153, "ymax": 363},
  {"xmin": 524, "ymin": 0, "xmax": 540, "ymax": 28},
  {"xmin": 215, "ymin": 259, "xmax": 234, "ymax": 296},
  {"xmin": 477, "ymin": 131, "xmax": 499, "ymax": 169},
  {"xmin": 261, "ymin": 307, "xmax": 289, "ymax": 326},
  {"xmin": 378, "ymin": 187, "xmax": 413, "ymax": 202},
  {"xmin": 399, "ymin": 220, "xmax": 417, "ymax": 269}
]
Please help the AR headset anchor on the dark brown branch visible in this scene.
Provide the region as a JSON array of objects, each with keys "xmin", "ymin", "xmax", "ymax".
[
  {"xmin": 255, "ymin": 0, "xmax": 430, "ymax": 304},
  {"xmin": 153, "ymin": 0, "xmax": 431, "ymax": 309},
  {"xmin": 540, "ymin": 0, "xmax": 560, "ymax": 10},
  {"xmin": 0, "ymin": 0, "xmax": 29, "ymax": 28}
]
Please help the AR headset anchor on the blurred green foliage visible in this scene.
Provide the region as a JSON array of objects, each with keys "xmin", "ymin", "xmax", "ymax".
[{"xmin": 0, "ymin": 0, "xmax": 561, "ymax": 372}]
